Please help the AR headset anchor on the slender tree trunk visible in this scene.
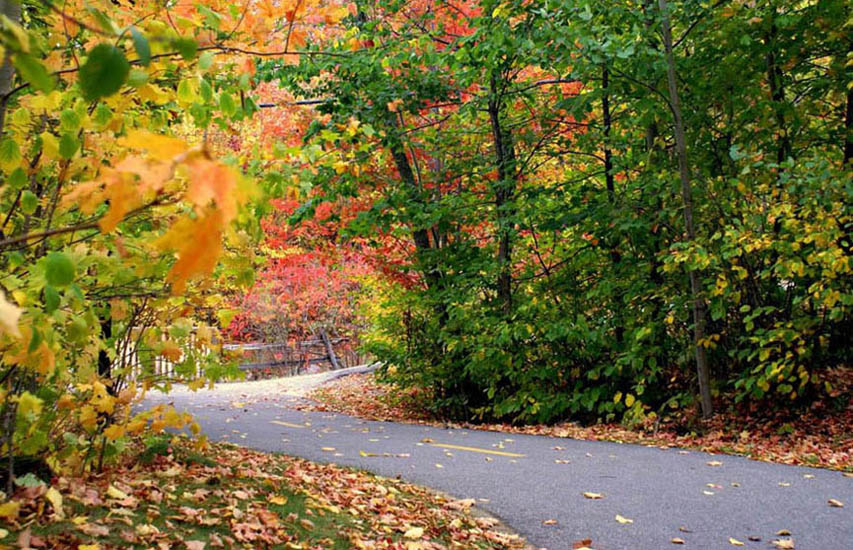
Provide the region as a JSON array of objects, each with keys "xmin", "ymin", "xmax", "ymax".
[
  {"xmin": 845, "ymin": 88, "xmax": 852, "ymax": 166},
  {"xmin": 763, "ymin": 8, "xmax": 791, "ymax": 165},
  {"xmin": 658, "ymin": 0, "xmax": 713, "ymax": 418},
  {"xmin": 602, "ymin": 66, "xmax": 615, "ymax": 201},
  {"xmin": 488, "ymin": 71, "xmax": 517, "ymax": 315},
  {"xmin": 0, "ymin": 0, "xmax": 21, "ymax": 136},
  {"xmin": 320, "ymin": 329, "xmax": 340, "ymax": 370}
]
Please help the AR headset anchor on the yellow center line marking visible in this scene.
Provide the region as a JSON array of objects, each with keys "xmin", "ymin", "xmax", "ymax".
[
  {"xmin": 270, "ymin": 420, "xmax": 305, "ymax": 429},
  {"xmin": 430, "ymin": 442, "xmax": 525, "ymax": 458}
]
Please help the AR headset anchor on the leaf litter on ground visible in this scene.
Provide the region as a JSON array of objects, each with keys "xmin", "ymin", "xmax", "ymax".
[{"xmin": 0, "ymin": 437, "xmax": 525, "ymax": 550}]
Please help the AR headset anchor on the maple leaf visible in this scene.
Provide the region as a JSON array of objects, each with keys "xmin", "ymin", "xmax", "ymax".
[{"xmin": 157, "ymin": 209, "xmax": 224, "ymax": 294}]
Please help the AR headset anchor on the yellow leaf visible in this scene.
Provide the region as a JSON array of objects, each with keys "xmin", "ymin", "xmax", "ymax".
[
  {"xmin": 625, "ymin": 394, "xmax": 635, "ymax": 407},
  {"xmin": 706, "ymin": 460, "xmax": 723, "ymax": 467},
  {"xmin": 0, "ymin": 500, "xmax": 20, "ymax": 520},
  {"xmin": 404, "ymin": 527, "xmax": 424, "ymax": 539},
  {"xmin": 40, "ymin": 131, "xmax": 59, "ymax": 160},
  {"xmin": 79, "ymin": 545, "xmax": 100, "ymax": 550},
  {"xmin": 103, "ymin": 424, "xmax": 125, "ymax": 441},
  {"xmin": 45, "ymin": 487, "xmax": 65, "ymax": 519},
  {"xmin": 730, "ymin": 538, "xmax": 745, "ymax": 546},
  {"xmin": 17, "ymin": 391, "xmax": 43, "ymax": 418},
  {"xmin": 79, "ymin": 405, "xmax": 98, "ymax": 429},
  {"xmin": 0, "ymin": 527, "xmax": 8, "ymax": 538},
  {"xmin": 270, "ymin": 496, "xmax": 288, "ymax": 505},
  {"xmin": 615, "ymin": 514, "xmax": 633, "ymax": 524},
  {"xmin": 106, "ymin": 485, "xmax": 129, "ymax": 500},
  {"xmin": 90, "ymin": 382, "xmax": 115, "ymax": 414},
  {"xmin": 118, "ymin": 130, "xmax": 188, "ymax": 161},
  {"xmin": 0, "ymin": 291, "xmax": 22, "ymax": 338},
  {"xmin": 582, "ymin": 492, "xmax": 603, "ymax": 499}
]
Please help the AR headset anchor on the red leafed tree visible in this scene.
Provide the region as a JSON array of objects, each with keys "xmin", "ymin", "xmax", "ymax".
[{"xmin": 226, "ymin": 198, "xmax": 375, "ymax": 347}]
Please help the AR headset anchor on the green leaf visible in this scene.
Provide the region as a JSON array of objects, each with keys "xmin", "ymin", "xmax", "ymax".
[
  {"xmin": 45, "ymin": 252, "xmax": 75, "ymax": 287},
  {"xmin": 9, "ymin": 167, "xmax": 27, "ymax": 189},
  {"xmin": 44, "ymin": 285, "xmax": 60, "ymax": 314},
  {"xmin": 127, "ymin": 68, "xmax": 148, "ymax": 87},
  {"xmin": 12, "ymin": 53, "xmax": 55, "ymax": 93},
  {"xmin": 173, "ymin": 38, "xmax": 198, "ymax": 61},
  {"xmin": 59, "ymin": 133, "xmax": 79, "ymax": 159},
  {"xmin": 0, "ymin": 139, "xmax": 21, "ymax": 171},
  {"xmin": 130, "ymin": 26, "xmax": 151, "ymax": 65},
  {"xmin": 79, "ymin": 44, "xmax": 130, "ymax": 101},
  {"xmin": 198, "ymin": 51, "xmax": 215, "ymax": 70},
  {"xmin": 20, "ymin": 190, "xmax": 38, "ymax": 214}
]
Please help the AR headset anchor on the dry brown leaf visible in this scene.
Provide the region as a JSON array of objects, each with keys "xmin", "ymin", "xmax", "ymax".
[
  {"xmin": 542, "ymin": 519, "xmax": 558, "ymax": 525},
  {"xmin": 776, "ymin": 529, "xmax": 791, "ymax": 536},
  {"xmin": 671, "ymin": 538, "xmax": 685, "ymax": 545}
]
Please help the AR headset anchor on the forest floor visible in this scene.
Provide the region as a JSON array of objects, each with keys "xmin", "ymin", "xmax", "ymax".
[
  {"xmin": 0, "ymin": 436, "xmax": 524, "ymax": 550},
  {"xmin": 305, "ymin": 371, "xmax": 853, "ymax": 473}
]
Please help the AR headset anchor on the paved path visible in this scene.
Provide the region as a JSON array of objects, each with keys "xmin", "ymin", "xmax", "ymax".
[{"xmin": 145, "ymin": 372, "xmax": 853, "ymax": 550}]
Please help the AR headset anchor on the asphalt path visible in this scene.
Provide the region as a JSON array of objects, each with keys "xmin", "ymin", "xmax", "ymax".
[{"xmin": 144, "ymin": 374, "xmax": 853, "ymax": 550}]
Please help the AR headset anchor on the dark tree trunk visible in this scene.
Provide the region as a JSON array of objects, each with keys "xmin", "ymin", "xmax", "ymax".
[
  {"xmin": 658, "ymin": 0, "xmax": 714, "ymax": 418},
  {"xmin": 488, "ymin": 71, "xmax": 518, "ymax": 315}
]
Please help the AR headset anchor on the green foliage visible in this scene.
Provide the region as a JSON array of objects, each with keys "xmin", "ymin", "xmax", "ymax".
[
  {"xmin": 78, "ymin": 43, "xmax": 130, "ymax": 101},
  {"xmin": 269, "ymin": 0, "xmax": 853, "ymax": 424}
]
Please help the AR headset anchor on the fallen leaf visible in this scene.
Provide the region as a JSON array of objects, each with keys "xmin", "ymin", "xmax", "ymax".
[
  {"xmin": 707, "ymin": 460, "xmax": 723, "ymax": 467},
  {"xmin": 615, "ymin": 514, "xmax": 634, "ymax": 524},
  {"xmin": 185, "ymin": 542, "xmax": 206, "ymax": 550},
  {"xmin": 542, "ymin": 519, "xmax": 558, "ymax": 525},
  {"xmin": 671, "ymin": 538, "xmax": 685, "ymax": 545},
  {"xmin": 703, "ymin": 490, "xmax": 715, "ymax": 495},
  {"xmin": 582, "ymin": 492, "xmax": 603, "ymax": 499},
  {"xmin": 842, "ymin": 473, "xmax": 853, "ymax": 478},
  {"xmin": 107, "ymin": 485, "xmax": 129, "ymax": 500},
  {"xmin": 45, "ymin": 487, "xmax": 65, "ymax": 519},
  {"xmin": 0, "ymin": 501, "xmax": 20, "ymax": 520},
  {"xmin": 78, "ymin": 545, "xmax": 100, "ymax": 550},
  {"xmin": 778, "ymin": 482, "xmax": 791, "ymax": 487},
  {"xmin": 321, "ymin": 447, "xmax": 336, "ymax": 452},
  {"xmin": 803, "ymin": 474, "xmax": 814, "ymax": 479},
  {"xmin": 776, "ymin": 530, "xmax": 791, "ymax": 536},
  {"xmin": 0, "ymin": 528, "xmax": 7, "ymax": 539},
  {"xmin": 729, "ymin": 538, "xmax": 745, "ymax": 546},
  {"xmin": 435, "ymin": 463, "xmax": 443, "ymax": 468},
  {"xmin": 828, "ymin": 498, "xmax": 844, "ymax": 507},
  {"xmin": 748, "ymin": 535, "xmax": 762, "ymax": 541},
  {"xmin": 679, "ymin": 527, "xmax": 693, "ymax": 533},
  {"xmin": 772, "ymin": 539, "xmax": 794, "ymax": 549},
  {"xmin": 404, "ymin": 527, "xmax": 425, "ymax": 539},
  {"xmin": 572, "ymin": 539, "xmax": 593, "ymax": 549},
  {"xmin": 270, "ymin": 496, "xmax": 288, "ymax": 505}
]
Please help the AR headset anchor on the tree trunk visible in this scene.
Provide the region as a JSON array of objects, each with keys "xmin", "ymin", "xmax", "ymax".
[
  {"xmin": 0, "ymin": 0, "xmax": 21, "ymax": 136},
  {"xmin": 488, "ymin": 70, "xmax": 517, "ymax": 315},
  {"xmin": 320, "ymin": 329, "xmax": 340, "ymax": 370},
  {"xmin": 658, "ymin": 0, "xmax": 714, "ymax": 418}
]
